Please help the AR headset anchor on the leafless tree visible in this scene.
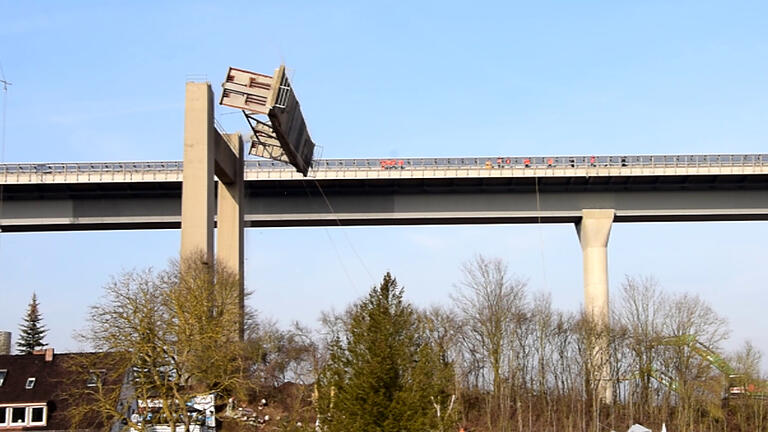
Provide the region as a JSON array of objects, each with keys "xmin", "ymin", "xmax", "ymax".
[
  {"xmin": 615, "ymin": 275, "xmax": 669, "ymax": 422},
  {"xmin": 659, "ymin": 293, "xmax": 730, "ymax": 432},
  {"xmin": 452, "ymin": 255, "xmax": 528, "ymax": 432},
  {"xmin": 70, "ymin": 253, "xmax": 247, "ymax": 432}
]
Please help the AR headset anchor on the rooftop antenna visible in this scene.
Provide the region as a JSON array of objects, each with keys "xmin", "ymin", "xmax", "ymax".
[
  {"xmin": 0, "ymin": 61, "xmax": 9, "ymax": 158},
  {"xmin": 0, "ymin": 61, "xmax": 9, "ymax": 246},
  {"xmin": 0, "ymin": 61, "xmax": 9, "ymax": 164},
  {"xmin": 0, "ymin": 63, "xmax": 10, "ymax": 91}
]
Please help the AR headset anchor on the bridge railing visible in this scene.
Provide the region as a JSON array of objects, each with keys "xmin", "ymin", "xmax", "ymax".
[
  {"xmin": 1, "ymin": 154, "xmax": 767, "ymax": 178},
  {"xmin": 0, "ymin": 161, "xmax": 183, "ymax": 174},
  {"xmin": 290, "ymin": 154, "xmax": 768, "ymax": 171}
]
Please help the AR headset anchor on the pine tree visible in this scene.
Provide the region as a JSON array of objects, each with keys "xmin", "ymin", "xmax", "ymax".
[
  {"xmin": 316, "ymin": 273, "xmax": 456, "ymax": 432},
  {"xmin": 17, "ymin": 293, "xmax": 48, "ymax": 354}
]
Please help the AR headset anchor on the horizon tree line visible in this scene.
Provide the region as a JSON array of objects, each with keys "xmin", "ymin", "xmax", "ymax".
[{"xmin": 16, "ymin": 253, "xmax": 768, "ymax": 432}]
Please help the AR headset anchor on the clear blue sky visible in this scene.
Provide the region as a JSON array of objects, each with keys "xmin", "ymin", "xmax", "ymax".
[{"xmin": 1, "ymin": 2, "xmax": 767, "ymax": 359}]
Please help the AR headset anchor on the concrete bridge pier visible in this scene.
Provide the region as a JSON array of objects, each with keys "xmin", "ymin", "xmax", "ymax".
[
  {"xmin": 216, "ymin": 132, "xmax": 245, "ymax": 338},
  {"xmin": 576, "ymin": 209, "xmax": 615, "ymax": 404},
  {"xmin": 181, "ymin": 82, "xmax": 215, "ymax": 264},
  {"xmin": 181, "ymin": 81, "xmax": 245, "ymax": 339}
]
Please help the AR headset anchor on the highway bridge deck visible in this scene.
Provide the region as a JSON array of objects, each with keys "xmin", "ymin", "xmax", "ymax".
[{"xmin": 2, "ymin": 155, "xmax": 768, "ymax": 232}]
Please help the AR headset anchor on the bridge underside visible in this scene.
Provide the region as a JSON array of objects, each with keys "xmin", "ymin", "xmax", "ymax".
[{"xmin": 2, "ymin": 174, "xmax": 768, "ymax": 232}]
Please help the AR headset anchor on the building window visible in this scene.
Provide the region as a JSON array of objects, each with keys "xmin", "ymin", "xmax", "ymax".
[
  {"xmin": 0, "ymin": 370, "xmax": 6, "ymax": 386},
  {"xmin": 0, "ymin": 405, "xmax": 47, "ymax": 427},
  {"xmin": 25, "ymin": 378, "xmax": 35, "ymax": 389},
  {"xmin": 86, "ymin": 370, "xmax": 106, "ymax": 387},
  {"xmin": 29, "ymin": 406, "xmax": 45, "ymax": 425},
  {"xmin": 10, "ymin": 407, "xmax": 25, "ymax": 424}
]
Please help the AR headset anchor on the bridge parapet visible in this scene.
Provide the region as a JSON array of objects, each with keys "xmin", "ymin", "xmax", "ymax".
[
  {"xmin": 245, "ymin": 164, "xmax": 768, "ymax": 181},
  {"xmin": 2, "ymin": 154, "xmax": 768, "ymax": 184},
  {"xmin": 0, "ymin": 161, "xmax": 183, "ymax": 184}
]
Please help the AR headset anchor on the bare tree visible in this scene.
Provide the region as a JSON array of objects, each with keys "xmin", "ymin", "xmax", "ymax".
[
  {"xmin": 70, "ymin": 253, "xmax": 247, "ymax": 432},
  {"xmin": 660, "ymin": 293, "xmax": 730, "ymax": 432},
  {"xmin": 728, "ymin": 341, "xmax": 768, "ymax": 431},
  {"xmin": 530, "ymin": 292, "xmax": 559, "ymax": 432},
  {"xmin": 615, "ymin": 275, "xmax": 669, "ymax": 422},
  {"xmin": 452, "ymin": 255, "xmax": 528, "ymax": 432}
]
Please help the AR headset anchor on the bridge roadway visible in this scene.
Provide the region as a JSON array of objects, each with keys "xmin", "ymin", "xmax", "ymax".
[{"xmin": 1, "ymin": 154, "xmax": 768, "ymax": 232}]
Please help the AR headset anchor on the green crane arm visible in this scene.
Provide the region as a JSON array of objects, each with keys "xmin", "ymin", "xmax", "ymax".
[
  {"xmin": 648, "ymin": 367, "xmax": 679, "ymax": 393},
  {"xmin": 689, "ymin": 342, "xmax": 735, "ymax": 376},
  {"xmin": 657, "ymin": 334, "xmax": 736, "ymax": 376}
]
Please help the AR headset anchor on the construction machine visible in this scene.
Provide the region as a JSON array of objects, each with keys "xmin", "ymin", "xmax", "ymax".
[{"xmin": 656, "ymin": 335, "xmax": 764, "ymax": 401}]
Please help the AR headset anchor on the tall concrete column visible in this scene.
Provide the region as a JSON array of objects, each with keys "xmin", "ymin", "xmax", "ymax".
[
  {"xmin": 180, "ymin": 82, "xmax": 246, "ymax": 339},
  {"xmin": 576, "ymin": 209, "xmax": 614, "ymax": 324},
  {"xmin": 181, "ymin": 82, "xmax": 215, "ymax": 264},
  {"xmin": 216, "ymin": 133, "xmax": 245, "ymax": 338},
  {"xmin": 575, "ymin": 208, "xmax": 615, "ymax": 403}
]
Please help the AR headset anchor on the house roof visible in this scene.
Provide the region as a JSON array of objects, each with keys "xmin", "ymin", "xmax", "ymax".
[{"xmin": 0, "ymin": 350, "xmax": 124, "ymax": 431}]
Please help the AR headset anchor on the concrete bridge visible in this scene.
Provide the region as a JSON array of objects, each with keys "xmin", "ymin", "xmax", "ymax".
[
  {"xmin": 4, "ymin": 154, "xmax": 768, "ymax": 403},
  {"xmin": 4, "ymin": 154, "xmax": 768, "ymax": 306},
  {"xmin": 5, "ymin": 79, "xmax": 768, "ymax": 405},
  {"xmin": 2, "ymin": 154, "xmax": 767, "ymax": 231},
  {"xmin": 5, "ymin": 79, "xmax": 766, "ymax": 404}
]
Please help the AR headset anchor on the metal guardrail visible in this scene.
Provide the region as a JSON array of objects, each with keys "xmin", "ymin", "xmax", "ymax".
[
  {"xmin": 0, "ymin": 161, "xmax": 182, "ymax": 174},
  {"xmin": 0, "ymin": 154, "xmax": 767, "ymax": 175},
  {"xmin": 307, "ymin": 154, "xmax": 768, "ymax": 170}
]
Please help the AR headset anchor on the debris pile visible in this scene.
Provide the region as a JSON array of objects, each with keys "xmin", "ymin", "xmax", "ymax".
[{"xmin": 225, "ymin": 397, "xmax": 272, "ymax": 428}]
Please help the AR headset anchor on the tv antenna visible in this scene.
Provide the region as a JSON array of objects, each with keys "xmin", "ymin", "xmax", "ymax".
[
  {"xmin": 0, "ymin": 62, "xmax": 10, "ymax": 92},
  {"xmin": 0, "ymin": 61, "xmax": 9, "ymax": 245}
]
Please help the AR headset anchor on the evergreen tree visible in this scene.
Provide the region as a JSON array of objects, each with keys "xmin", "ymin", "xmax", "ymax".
[
  {"xmin": 17, "ymin": 293, "xmax": 48, "ymax": 354},
  {"xmin": 317, "ymin": 273, "xmax": 456, "ymax": 432}
]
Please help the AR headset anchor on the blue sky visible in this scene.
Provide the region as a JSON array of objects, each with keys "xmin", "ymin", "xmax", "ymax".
[{"xmin": 1, "ymin": 2, "xmax": 767, "ymax": 359}]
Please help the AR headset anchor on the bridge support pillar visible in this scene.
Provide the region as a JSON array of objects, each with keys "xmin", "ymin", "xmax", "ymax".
[
  {"xmin": 181, "ymin": 82, "xmax": 245, "ymax": 339},
  {"xmin": 216, "ymin": 133, "xmax": 245, "ymax": 339},
  {"xmin": 575, "ymin": 208, "xmax": 614, "ymax": 404},
  {"xmin": 181, "ymin": 82, "xmax": 215, "ymax": 264}
]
